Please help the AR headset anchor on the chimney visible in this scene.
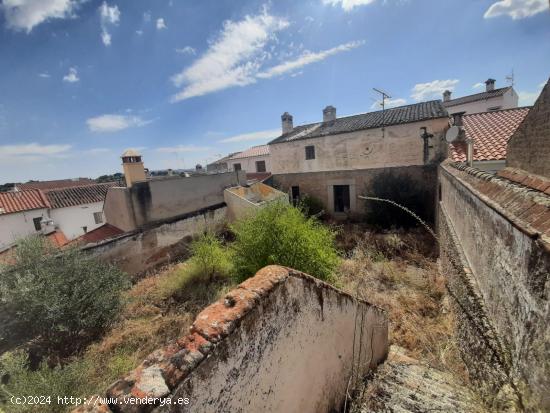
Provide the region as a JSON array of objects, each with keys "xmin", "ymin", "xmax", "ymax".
[
  {"xmin": 281, "ymin": 112, "xmax": 293, "ymax": 134},
  {"xmin": 121, "ymin": 149, "xmax": 146, "ymax": 187},
  {"xmin": 451, "ymin": 111, "xmax": 465, "ymax": 127},
  {"xmin": 323, "ymin": 105, "xmax": 336, "ymax": 122},
  {"xmin": 485, "ymin": 78, "xmax": 496, "ymax": 92},
  {"xmin": 466, "ymin": 138, "xmax": 474, "ymax": 167},
  {"xmin": 443, "ymin": 90, "xmax": 452, "ymax": 102}
]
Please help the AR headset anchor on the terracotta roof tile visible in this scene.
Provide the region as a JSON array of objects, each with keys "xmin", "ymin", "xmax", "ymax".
[
  {"xmin": 228, "ymin": 145, "xmax": 270, "ymax": 160},
  {"xmin": 449, "ymin": 107, "xmax": 530, "ymax": 162},
  {"xmin": 18, "ymin": 178, "xmax": 94, "ymax": 190},
  {"xmin": 0, "ymin": 189, "xmax": 50, "ymax": 215},
  {"xmin": 44, "ymin": 183, "xmax": 116, "ymax": 209},
  {"xmin": 77, "ymin": 224, "xmax": 124, "ymax": 244}
]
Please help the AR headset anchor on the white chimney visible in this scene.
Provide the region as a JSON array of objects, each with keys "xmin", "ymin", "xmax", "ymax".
[
  {"xmin": 485, "ymin": 78, "xmax": 496, "ymax": 92},
  {"xmin": 281, "ymin": 112, "xmax": 293, "ymax": 134},
  {"xmin": 443, "ymin": 90, "xmax": 452, "ymax": 102},
  {"xmin": 323, "ymin": 105, "xmax": 336, "ymax": 122}
]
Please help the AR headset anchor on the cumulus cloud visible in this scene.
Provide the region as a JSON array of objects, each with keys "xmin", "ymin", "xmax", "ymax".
[
  {"xmin": 156, "ymin": 17, "xmax": 166, "ymax": 30},
  {"xmin": 518, "ymin": 82, "xmax": 545, "ymax": 106},
  {"xmin": 63, "ymin": 67, "xmax": 79, "ymax": 83},
  {"xmin": 38, "ymin": 72, "xmax": 51, "ymax": 78},
  {"xmin": 322, "ymin": 0, "xmax": 376, "ymax": 11},
  {"xmin": 218, "ymin": 129, "xmax": 280, "ymax": 143},
  {"xmin": 170, "ymin": 10, "xmax": 364, "ymax": 102},
  {"xmin": 156, "ymin": 145, "xmax": 210, "ymax": 153},
  {"xmin": 484, "ymin": 0, "xmax": 548, "ymax": 19},
  {"xmin": 0, "ymin": 143, "xmax": 72, "ymax": 160},
  {"xmin": 99, "ymin": 2, "xmax": 120, "ymax": 46},
  {"xmin": 1, "ymin": 0, "xmax": 79, "ymax": 32},
  {"xmin": 370, "ymin": 97, "xmax": 406, "ymax": 110},
  {"xmin": 411, "ymin": 79, "xmax": 459, "ymax": 101},
  {"xmin": 257, "ymin": 40, "xmax": 364, "ymax": 79},
  {"xmin": 472, "ymin": 82, "xmax": 484, "ymax": 89},
  {"xmin": 86, "ymin": 114, "xmax": 153, "ymax": 132},
  {"xmin": 175, "ymin": 46, "xmax": 196, "ymax": 55}
]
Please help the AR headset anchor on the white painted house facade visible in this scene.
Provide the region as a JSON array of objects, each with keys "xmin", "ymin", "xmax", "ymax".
[{"xmin": 443, "ymin": 78, "xmax": 518, "ymax": 115}]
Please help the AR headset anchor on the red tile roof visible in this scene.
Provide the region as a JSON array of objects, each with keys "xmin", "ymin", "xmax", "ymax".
[
  {"xmin": 43, "ymin": 183, "xmax": 116, "ymax": 209},
  {"xmin": 228, "ymin": 145, "xmax": 269, "ymax": 160},
  {"xmin": 449, "ymin": 107, "xmax": 530, "ymax": 162},
  {"xmin": 47, "ymin": 231, "xmax": 69, "ymax": 248},
  {"xmin": 0, "ymin": 189, "xmax": 50, "ymax": 215},
  {"xmin": 17, "ymin": 178, "xmax": 94, "ymax": 191},
  {"xmin": 77, "ymin": 224, "xmax": 124, "ymax": 244},
  {"xmin": 246, "ymin": 172, "xmax": 272, "ymax": 183}
]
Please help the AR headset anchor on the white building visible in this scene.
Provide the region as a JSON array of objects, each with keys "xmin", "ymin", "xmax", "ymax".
[
  {"xmin": 0, "ymin": 189, "xmax": 51, "ymax": 251},
  {"xmin": 443, "ymin": 78, "xmax": 518, "ymax": 115},
  {"xmin": 208, "ymin": 145, "xmax": 271, "ymax": 174}
]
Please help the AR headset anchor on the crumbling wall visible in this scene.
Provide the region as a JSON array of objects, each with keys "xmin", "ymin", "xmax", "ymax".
[
  {"xmin": 74, "ymin": 266, "xmax": 388, "ymax": 413},
  {"xmin": 84, "ymin": 205, "xmax": 226, "ymax": 276},
  {"xmin": 438, "ymin": 161, "xmax": 550, "ymax": 412}
]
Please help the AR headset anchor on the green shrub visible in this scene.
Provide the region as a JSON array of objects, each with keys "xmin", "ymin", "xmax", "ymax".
[
  {"xmin": 0, "ymin": 351, "xmax": 88, "ymax": 413},
  {"xmin": 230, "ymin": 202, "xmax": 340, "ymax": 282},
  {"xmin": 0, "ymin": 236, "xmax": 130, "ymax": 358},
  {"xmin": 297, "ymin": 194, "xmax": 325, "ymax": 218},
  {"xmin": 189, "ymin": 233, "xmax": 234, "ymax": 280}
]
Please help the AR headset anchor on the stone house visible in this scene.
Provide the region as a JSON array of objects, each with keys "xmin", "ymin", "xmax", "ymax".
[
  {"xmin": 268, "ymin": 102, "xmax": 449, "ymax": 216},
  {"xmin": 208, "ymin": 145, "xmax": 271, "ymax": 174},
  {"xmin": 443, "ymin": 78, "xmax": 518, "ymax": 115}
]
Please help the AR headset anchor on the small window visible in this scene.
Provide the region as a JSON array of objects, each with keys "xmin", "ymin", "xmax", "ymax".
[
  {"xmin": 291, "ymin": 186, "xmax": 300, "ymax": 205},
  {"xmin": 33, "ymin": 217, "xmax": 42, "ymax": 231},
  {"xmin": 94, "ymin": 212, "xmax": 104, "ymax": 224},
  {"xmin": 255, "ymin": 160, "xmax": 266, "ymax": 172},
  {"xmin": 305, "ymin": 146, "xmax": 315, "ymax": 160},
  {"xmin": 233, "ymin": 163, "xmax": 242, "ymax": 171}
]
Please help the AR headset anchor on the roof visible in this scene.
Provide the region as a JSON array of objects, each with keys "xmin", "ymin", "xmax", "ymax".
[
  {"xmin": 17, "ymin": 178, "xmax": 94, "ymax": 191},
  {"xmin": 43, "ymin": 183, "xmax": 116, "ymax": 209},
  {"xmin": 0, "ymin": 189, "xmax": 50, "ymax": 215},
  {"xmin": 228, "ymin": 145, "xmax": 270, "ymax": 160},
  {"xmin": 269, "ymin": 100, "xmax": 448, "ymax": 144},
  {"xmin": 246, "ymin": 172, "xmax": 272, "ymax": 183},
  {"xmin": 122, "ymin": 148, "xmax": 141, "ymax": 157},
  {"xmin": 77, "ymin": 224, "xmax": 124, "ymax": 244},
  {"xmin": 209, "ymin": 152, "xmax": 240, "ymax": 165},
  {"xmin": 47, "ymin": 231, "xmax": 69, "ymax": 248},
  {"xmin": 449, "ymin": 107, "xmax": 530, "ymax": 162},
  {"xmin": 443, "ymin": 87, "xmax": 511, "ymax": 108}
]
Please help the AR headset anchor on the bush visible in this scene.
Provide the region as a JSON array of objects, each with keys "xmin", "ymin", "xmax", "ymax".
[
  {"xmin": 0, "ymin": 236, "xmax": 129, "ymax": 358},
  {"xmin": 189, "ymin": 233, "xmax": 234, "ymax": 280},
  {"xmin": 297, "ymin": 194, "xmax": 325, "ymax": 218},
  {"xmin": 230, "ymin": 202, "xmax": 340, "ymax": 282}
]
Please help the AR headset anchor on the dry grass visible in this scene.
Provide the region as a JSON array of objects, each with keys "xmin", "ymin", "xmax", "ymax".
[{"xmin": 337, "ymin": 228, "xmax": 469, "ymax": 384}]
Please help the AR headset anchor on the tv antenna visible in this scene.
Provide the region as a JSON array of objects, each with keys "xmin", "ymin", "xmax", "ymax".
[
  {"xmin": 505, "ymin": 69, "xmax": 514, "ymax": 87},
  {"xmin": 373, "ymin": 88, "xmax": 391, "ymax": 138}
]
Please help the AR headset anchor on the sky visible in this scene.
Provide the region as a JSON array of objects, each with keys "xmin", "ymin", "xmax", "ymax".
[{"xmin": 0, "ymin": 0, "xmax": 549, "ymax": 182}]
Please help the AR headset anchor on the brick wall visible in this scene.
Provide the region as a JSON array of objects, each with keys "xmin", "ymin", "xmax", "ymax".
[{"xmin": 506, "ymin": 79, "xmax": 550, "ymax": 177}]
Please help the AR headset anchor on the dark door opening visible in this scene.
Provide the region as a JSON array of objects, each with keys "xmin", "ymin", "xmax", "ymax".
[
  {"xmin": 291, "ymin": 186, "xmax": 300, "ymax": 205},
  {"xmin": 333, "ymin": 185, "xmax": 350, "ymax": 213}
]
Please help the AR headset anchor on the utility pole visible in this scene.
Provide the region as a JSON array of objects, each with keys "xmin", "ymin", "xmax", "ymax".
[{"xmin": 373, "ymin": 88, "xmax": 391, "ymax": 138}]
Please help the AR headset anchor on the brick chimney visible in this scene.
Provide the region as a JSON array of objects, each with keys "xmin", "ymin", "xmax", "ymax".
[
  {"xmin": 451, "ymin": 111, "xmax": 465, "ymax": 127},
  {"xmin": 443, "ymin": 90, "xmax": 452, "ymax": 102},
  {"xmin": 485, "ymin": 78, "xmax": 496, "ymax": 92},
  {"xmin": 323, "ymin": 105, "xmax": 336, "ymax": 122},
  {"xmin": 281, "ymin": 112, "xmax": 293, "ymax": 135}
]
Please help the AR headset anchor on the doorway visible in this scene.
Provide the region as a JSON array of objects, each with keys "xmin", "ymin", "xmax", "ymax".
[{"xmin": 333, "ymin": 185, "xmax": 350, "ymax": 213}]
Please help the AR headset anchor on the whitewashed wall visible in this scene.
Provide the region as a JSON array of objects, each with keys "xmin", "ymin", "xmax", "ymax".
[
  {"xmin": 445, "ymin": 88, "xmax": 519, "ymax": 115},
  {"xmin": 50, "ymin": 201, "xmax": 105, "ymax": 241},
  {"xmin": 227, "ymin": 154, "xmax": 271, "ymax": 173},
  {"xmin": 0, "ymin": 208, "xmax": 49, "ymax": 251}
]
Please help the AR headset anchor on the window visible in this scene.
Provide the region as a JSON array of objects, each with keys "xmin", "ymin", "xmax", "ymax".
[
  {"xmin": 305, "ymin": 145, "xmax": 315, "ymax": 160},
  {"xmin": 255, "ymin": 160, "xmax": 266, "ymax": 172},
  {"xmin": 33, "ymin": 217, "xmax": 42, "ymax": 231},
  {"xmin": 488, "ymin": 106, "xmax": 501, "ymax": 111},
  {"xmin": 94, "ymin": 212, "xmax": 104, "ymax": 224},
  {"xmin": 233, "ymin": 163, "xmax": 242, "ymax": 171},
  {"xmin": 333, "ymin": 185, "xmax": 350, "ymax": 213},
  {"xmin": 291, "ymin": 186, "xmax": 300, "ymax": 205}
]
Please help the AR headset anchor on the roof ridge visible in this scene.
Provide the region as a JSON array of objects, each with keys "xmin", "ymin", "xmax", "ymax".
[{"xmin": 463, "ymin": 106, "xmax": 531, "ymax": 117}]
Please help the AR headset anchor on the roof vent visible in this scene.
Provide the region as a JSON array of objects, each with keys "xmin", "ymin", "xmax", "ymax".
[
  {"xmin": 485, "ymin": 78, "xmax": 496, "ymax": 92},
  {"xmin": 281, "ymin": 112, "xmax": 293, "ymax": 134},
  {"xmin": 443, "ymin": 90, "xmax": 452, "ymax": 102},
  {"xmin": 323, "ymin": 105, "xmax": 336, "ymax": 122}
]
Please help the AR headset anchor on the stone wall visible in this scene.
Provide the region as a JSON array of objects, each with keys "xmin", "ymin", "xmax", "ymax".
[
  {"xmin": 437, "ymin": 161, "xmax": 550, "ymax": 412},
  {"xmin": 506, "ymin": 79, "xmax": 550, "ymax": 177},
  {"xmin": 83, "ymin": 205, "xmax": 227, "ymax": 276},
  {"xmin": 73, "ymin": 266, "xmax": 388, "ymax": 413}
]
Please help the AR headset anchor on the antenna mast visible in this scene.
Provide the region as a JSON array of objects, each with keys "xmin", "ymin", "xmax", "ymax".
[
  {"xmin": 505, "ymin": 69, "xmax": 514, "ymax": 87},
  {"xmin": 373, "ymin": 87, "xmax": 391, "ymax": 138}
]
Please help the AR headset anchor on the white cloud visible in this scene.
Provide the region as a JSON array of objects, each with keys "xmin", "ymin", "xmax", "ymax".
[
  {"xmin": 38, "ymin": 72, "xmax": 51, "ymax": 78},
  {"xmin": 135, "ymin": 29, "xmax": 143, "ymax": 35},
  {"xmin": 411, "ymin": 79, "xmax": 459, "ymax": 101},
  {"xmin": 86, "ymin": 148, "xmax": 111, "ymax": 154},
  {"xmin": 156, "ymin": 145, "xmax": 210, "ymax": 153},
  {"xmin": 170, "ymin": 10, "xmax": 289, "ymax": 102},
  {"xmin": 86, "ymin": 114, "xmax": 153, "ymax": 133},
  {"xmin": 175, "ymin": 46, "xmax": 196, "ymax": 55},
  {"xmin": 257, "ymin": 40, "xmax": 364, "ymax": 79},
  {"xmin": 518, "ymin": 82, "xmax": 545, "ymax": 106},
  {"xmin": 143, "ymin": 10, "xmax": 151, "ymax": 22},
  {"xmin": 322, "ymin": 0, "xmax": 376, "ymax": 11},
  {"xmin": 99, "ymin": 2, "xmax": 120, "ymax": 46},
  {"xmin": 484, "ymin": 0, "xmax": 548, "ymax": 19},
  {"xmin": 1, "ymin": 0, "xmax": 79, "ymax": 32},
  {"xmin": 370, "ymin": 97, "xmax": 406, "ymax": 110},
  {"xmin": 218, "ymin": 128, "xmax": 280, "ymax": 143},
  {"xmin": 472, "ymin": 82, "xmax": 484, "ymax": 89},
  {"xmin": 156, "ymin": 17, "xmax": 166, "ymax": 30},
  {"xmin": 63, "ymin": 67, "xmax": 79, "ymax": 83},
  {"xmin": 0, "ymin": 143, "xmax": 72, "ymax": 159}
]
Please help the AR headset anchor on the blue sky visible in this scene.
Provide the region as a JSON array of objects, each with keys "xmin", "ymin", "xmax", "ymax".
[{"xmin": 0, "ymin": 0, "xmax": 548, "ymax": 182}]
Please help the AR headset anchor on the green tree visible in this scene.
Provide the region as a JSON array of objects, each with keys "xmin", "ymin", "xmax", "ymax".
[
  {"xmin": 230, "ymin": 202, "xmax": 339, "ymax": 282},
  {"xmin": 0, "ymin": 236, "xmax": 129, "ymax": 358}
]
